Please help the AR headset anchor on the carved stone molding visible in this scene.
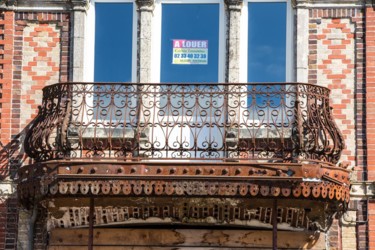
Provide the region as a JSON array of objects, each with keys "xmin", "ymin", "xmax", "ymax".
[
  {"xmin": 350, "ymin": 181, "xmax": 375, "ymax": 199},
  {"xmin": 295, "ymin": 0, "xmax": 364, "ymax": 7},
  {"xmin": 0, "ymin": 0, "xmax": 88, "ymax": 9}
]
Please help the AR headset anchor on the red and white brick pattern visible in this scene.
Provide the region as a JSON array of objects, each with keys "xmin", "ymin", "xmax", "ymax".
[
  {"xmin": 21, "ymin": 23, "xmax": 61, "ymax": 127},
  {"xmin": 316, "ymin": 18, "xmax": 355, "ymax": 165},
  {"xmin": 309, "ymin": 8, "xmax": 365, "ymax": 250}
]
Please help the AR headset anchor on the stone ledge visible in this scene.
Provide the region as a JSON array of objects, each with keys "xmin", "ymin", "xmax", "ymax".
[
  {"xmin": 0, "ymin": 0, "xmax": 88, "ymax": 10},
  {"xmin": 295, "ymin": 0, "xmax": 365, "ymax": 8},
  {"xmin": 350, "ymin": 181, "xmax": 375, "ymax": 198}
]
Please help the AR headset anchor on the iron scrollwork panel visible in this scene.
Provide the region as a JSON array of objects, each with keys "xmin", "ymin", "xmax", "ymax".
[{"xmin": 25, "ymin": 82, "xmax": 344, "ymax": 165}]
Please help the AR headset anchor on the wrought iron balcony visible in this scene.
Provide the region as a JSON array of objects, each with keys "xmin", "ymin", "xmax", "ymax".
[
  {"xmin": 18, "ymin": 82, "xmax": 349, "ymax": 234},
  {"xmin": 25, "ymin": 82, "xmax": 344, "ymax": 165}
]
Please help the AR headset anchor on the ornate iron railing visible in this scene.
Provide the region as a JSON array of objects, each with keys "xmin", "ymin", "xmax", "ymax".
[{"xmin": 25, "ymin": 83, "xmax": 344, "ymax": 165}]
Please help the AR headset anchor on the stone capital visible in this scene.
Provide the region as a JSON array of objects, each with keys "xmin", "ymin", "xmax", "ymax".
[
  {"xmin": 71, "ymin": 0, "xmax": 89, "ymax": 9},
  {"xmin": 136, "ymin": 0, "xmax": 154, "ymax": 11},
  {"xmin": 225, "ymin": 0, "xmax": 243, "ymax": 11}
]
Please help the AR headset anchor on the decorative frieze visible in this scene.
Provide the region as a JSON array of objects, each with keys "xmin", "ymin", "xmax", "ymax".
[{"xmin": 48, "ymin": 204, "xmax": 313, "ymax": 230}]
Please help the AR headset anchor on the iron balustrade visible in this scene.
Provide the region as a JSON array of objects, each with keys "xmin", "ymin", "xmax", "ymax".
[{"xmin": 25, "ymin": 83, "xmax": 344, "ymax": 165}]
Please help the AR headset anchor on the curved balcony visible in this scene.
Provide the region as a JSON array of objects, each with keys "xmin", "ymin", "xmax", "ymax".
[
  {"xmin": 18, "ymin": 83, "xmax": 349, "ymax": 232},
  {"xmin": 24, "ymin": 82, "xmax": 344, "ymax": 165}
]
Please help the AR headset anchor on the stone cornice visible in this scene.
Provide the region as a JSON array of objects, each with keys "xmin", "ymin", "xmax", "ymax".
[
  {"xmin": 295, "ymin": 0, "xmax": 364, "ymax": 8},
  {"xmin": 350, "ymin": 181, "xmax": 375, "ymax": 199},
  {"xmin": 0, "ymin": 0, "xmax": 88, "ymax": 11}
]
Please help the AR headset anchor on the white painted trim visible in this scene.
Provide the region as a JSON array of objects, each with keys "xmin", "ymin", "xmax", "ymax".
[
  {"xmin": 83, "ymin": 1, "xmax": 95, "ymax": 82},
  {"xmin": 239, "ymin": 1, "xmax": 248, "ymax": 82},
  {"xmin": 297, "ymin": 3, "xmax": 364, "ymax": 8},
  {"xmin": 153, "ymin": 0, "xmax": 224, "ymax": 82},
  {"xmin": 296, "ymin": 8, "xmax": 309, "ymax": 83},
  {"xmin": 218, "ymin": 2, "xmax": 225, "ymax": 82},
  {"xmin": 151, "ymin": 0, "xmax": 162, "ymax": 82},
  {"xmin": 131, "ymin": 3, "xmax": 137, "ymax": 82},
  {"xmin": 12, "ymin": 6, "xmax": 69, "ymax": 11},
  {"xmin": 286, "ymin": 0, "xmax": 294, "ymax": 81},
  {"xmin": 83, "ymin": 0, "xmax": 136, "ymax": 82}
]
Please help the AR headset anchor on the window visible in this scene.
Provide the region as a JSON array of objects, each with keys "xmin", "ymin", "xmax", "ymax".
[
  {"xmin": 152, "ymin": 0, "xmax": 225, "ymax": 83},
  {"xmin": 244, "ymin": 0, "xmax": 294, "ymax": 109},
  {"xmin": 94, "ymin": 2, "xmax": 134, "ymax": 82},
  {"xmin": 84, "ymin": 0, "xmax": 136, "ymax": 82},
  {"xmin": 76, "ymin": 1, "xmax": 136, "ymax": 149},
  {"xmin": 240, "ymin": 0, "xmax": 294, "ymax": 144},
  {"xmin": 248, "ymin": 2, "xmax": 287, "ymax": 83},
  {"xmin": 146, "ymin": 1, "xmax": 225, "ymax": 159},
  {"xmin": 91, "ymin": 1, "xmax": 135, "ymax": 122},
  {"xmin": 160, "ymin": 3, "xmax": 220, "ymax": 82}
]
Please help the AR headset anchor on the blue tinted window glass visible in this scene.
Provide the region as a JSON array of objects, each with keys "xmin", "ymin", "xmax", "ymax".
[
  {"xmin": 161, "ymin": 4, "xmax": 219, "ymax": 83},
  {"xmin": 94, "ymin": 3, "xmax": 133, "ymax": 82},
  {"xmin": 248, "ymin": 2, "xmax": 286, "ymax": 82}
]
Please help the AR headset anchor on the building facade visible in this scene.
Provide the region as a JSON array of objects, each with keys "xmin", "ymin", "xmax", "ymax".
[{"xmin": 0, "ymin": 0, "xmax": 372, "ymax": 249}]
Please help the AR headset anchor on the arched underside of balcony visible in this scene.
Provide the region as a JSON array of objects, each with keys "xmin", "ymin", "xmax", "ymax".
[{"xmin": 18, "ymin": 160, "xmax": 349, "ymax": 232}]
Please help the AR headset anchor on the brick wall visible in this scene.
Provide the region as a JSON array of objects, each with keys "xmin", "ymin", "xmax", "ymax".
[
  {"xmin": 13, "ymin": 12, "xmax": 69, "ymax": 136},
  {"xmin": 0, "ymin": 11, "xmax": 70, "ymax": 249},
  {"xmin": 0, "ymin": 11, "xmax": 14, "ymax": 179},
  {"xmin": 366, "ymin": 6, "xmax": 375, "ymax": 250},
  {"xmin": 12, "ymin": 12, "xmax": 70, "ymax": 249},
  {"xmin": 341, "ymin": 210, "xmax": 357, "ymax": 250},
  {"xmin": 309, "ymin": 8, "xmax": 364, "ymax": 170},
  {"xmin": 20, "ymin": 22, "xmax": 61, "ymax": 127},
  {"xmin": 0, "ymin": 10, "xmax": 19, "ymax": 250},
  {"xmin": 0, "ymin": 11, "xmax": 14, "ymax": 146},
  {"xmin": 0, "ymin": 4, "xmax": 369, "ymax": 250},
  {"xmin": 309, "ymin": 8, "xmax": 366, "ymax": 249}
]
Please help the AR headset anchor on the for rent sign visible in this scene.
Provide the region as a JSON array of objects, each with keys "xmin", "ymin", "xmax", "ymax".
[{"xmin": 172, "ymin": 39, "xmax": 208, "ymax": 65}]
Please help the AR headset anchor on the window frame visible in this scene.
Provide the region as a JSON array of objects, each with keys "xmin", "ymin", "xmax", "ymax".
[
  {"xmin": 83, "ymin": 0, "xmax": 137, "ymax": 82},
  {"xmin": 239, "ymin": 0, "xmax": 294, "ymax": 83}
]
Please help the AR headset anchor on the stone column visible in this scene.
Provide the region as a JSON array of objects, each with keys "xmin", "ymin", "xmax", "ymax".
[
  {"xmin": 71, "ymin": 1, "xmax": 88, "ymax": 82},
  {"xmin": 225, "ymin": 0, "xmax": 242, "ymax": 83},
  {"xmin": 225, "ymin": 0, "xmax": 243, "ymax": 153},
  {"xmin": 136, "ymin": 0, "xmax": 154, "ymax": 83},
  {"xmin": 295, "ymin": 5, "xmax": 309, "ymax": 83},
  {"xmin": 135, "ymin": 0, "xmax": 154, "ymax": 154}
]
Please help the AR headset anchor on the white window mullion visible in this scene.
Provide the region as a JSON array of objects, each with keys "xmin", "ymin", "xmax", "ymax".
[{"xmin": 286, "ymin": 0, "xmax": 294, "ymax": 82}]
